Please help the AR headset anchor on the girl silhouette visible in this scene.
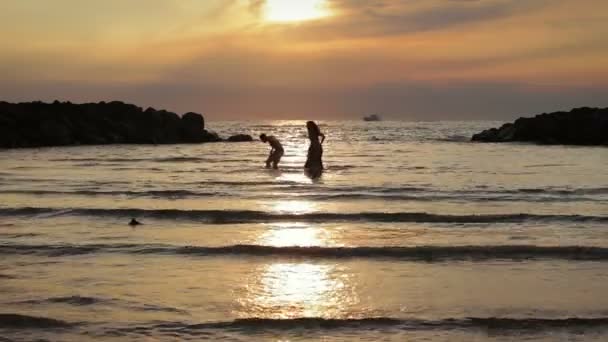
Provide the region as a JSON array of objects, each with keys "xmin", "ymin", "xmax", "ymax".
[{"xmin": 304, "ymin": 121, "xmax": 325, "ymax": 178}]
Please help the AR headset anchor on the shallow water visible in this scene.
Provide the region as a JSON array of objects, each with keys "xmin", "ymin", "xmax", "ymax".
[{"xmin": 1, "ymin": 120, "xmax": 608, "ymax": 341}]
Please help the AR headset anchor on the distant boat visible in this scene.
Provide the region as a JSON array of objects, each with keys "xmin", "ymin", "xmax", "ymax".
[{"xmin": 363, "ymin": 114, "xmax": 382, "ymax": 122}]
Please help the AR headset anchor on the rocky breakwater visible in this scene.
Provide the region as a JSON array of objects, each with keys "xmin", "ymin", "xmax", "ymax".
[
  {"xmin": 0, "ymin": 101, "xmax": 228, "ymax": 148},
  {"xmin": 472, "ymin": 107, "xmax": 608, "ymax": 146}
]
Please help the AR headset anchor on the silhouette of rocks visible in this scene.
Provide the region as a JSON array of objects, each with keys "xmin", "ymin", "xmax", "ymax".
[
  {"xmin": 0, "ymin": 101, "xmax": 223, "ymax": 148},
  {"xmin": 227, "ymin": 134, "xmax": 253, "ymax": 142},
  {"xmin": 472, "ymin": 107, "xmax": 608, "ymax": 146}
]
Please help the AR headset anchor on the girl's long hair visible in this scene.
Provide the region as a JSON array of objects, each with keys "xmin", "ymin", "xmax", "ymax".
[{"xmin": 306, "ymin": 121, "xmax": 321, "ymax": 139}]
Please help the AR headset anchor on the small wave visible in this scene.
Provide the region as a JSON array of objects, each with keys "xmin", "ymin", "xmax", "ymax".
[
  {"xmin": 73, "ymin": 162, "xmax": 102, "ymax": 167},
  {"xmin": 18, "ymin": 295, "xmax": 104, "ymax": 306},
  {"xmin": 154, "ymin": 157, "xmax": 206, "ymax": 163},
  {"xmin": 0, "ymin": 313, "xmax": 73, "ymax": 328},
  {"xmin": 524, "ymin": 163, "xmax": 573, "ymax": 168},
  {"xmin": 299, "ymin": 192, "xmax": 603, "ymax": 203},
  {"xmin": 120, "ymin": 317, "xmax": 608, "ymax": 333},
  {"xmin": 135, "ymin": 304, "xmax": 188, "ymax": 314},
  {"xmin": 0, "ymin": 189, "xmax": 224, "ymax": 198},
  {"xmin": 0, "ymin": 233, "xmax": 40, "ymax": 238},
  {"xmin": 1, "ymin": 207, "xmax": 606, "ymax": 224},
  {"xmin": 51, "ymin": 157, "xmax": 207, "ymax": 163},
  {"xmin": 433, "ymin": 135, "xmax": 470, "ymax": 142},
  {"xmin": 14, "ymin": 296, "xmax": 186, "ymax": 313},
  {"xmin": 515, "ymin": 187, "xmax": 608, "ymax": 195},
  {"xmin": 195, "ymin": 180, "xmax": 300, "ymax": 186},
  {"xmin": 2, "ymin": 187, "xmax": 607, "ymax": 203},
  {"xmin": 4, "ymin": 243, "xmax": 608, "ymax": 261},
  {"xmin": 124, "ymin": 245, "xmax": 608, "ymax": 261},
  {"xmin": 49, "ymin": 296, "xmax": 100, "ymax": 305}
]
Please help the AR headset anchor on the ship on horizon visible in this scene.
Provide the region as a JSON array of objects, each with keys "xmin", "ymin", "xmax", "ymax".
[{"xmin": 363, "ymin": 114, "xmax": 382, "ymax": 122}]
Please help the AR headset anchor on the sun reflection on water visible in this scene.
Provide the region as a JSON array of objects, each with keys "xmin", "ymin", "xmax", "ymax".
[
  {"xmin": 259, "ymin": 223, "xmax": 332, "ymax": 247},
  {"xmin": 271, "ymin": 200, "xmax": 317, "ymax": 214},
  {"xmin": 237, "ymin": 220, "xmax": 354, "ymax": 319},
  {"xmin": 239, "ymin": 262, "xmax": 357, "ymax": 319},
  {"xmin": 276, "ymin": 171, "xmax": 316, "ymax": 184}
]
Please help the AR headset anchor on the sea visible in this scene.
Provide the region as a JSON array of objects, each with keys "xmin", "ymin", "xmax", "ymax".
[{"xmin": 1, "ymin": 120, "xmax": 608, "ymax": 341}]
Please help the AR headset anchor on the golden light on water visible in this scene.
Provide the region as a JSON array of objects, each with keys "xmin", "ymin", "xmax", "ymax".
[
  {"xmin": 241, "ymin": 262, "xmax": 356, "ymax": 319},
  {"xmin": 237, "ymin": 219, "xmax": 353, "ymax": 318},
  {"xmin": 264, "ymin": 0, "xmax": 331, "ymax": 23},
  {"xmin": 271, "ymin": 199, "xmax": 317, "ymax": 214},
  {"xmin": 276, "ymin": 171, "xmax": 317, "ymax": 184},
  {"xmin": 259, "ymin": 223, "xmax": 329, "ymax": 247}
]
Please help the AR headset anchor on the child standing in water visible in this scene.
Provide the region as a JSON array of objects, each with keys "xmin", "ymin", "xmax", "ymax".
[
  {"xmin": 259, "ymin": 133, "xmax": 284, "ymax": 169},
  {"xmin": 304, "ymin": 121, "xmax": 325, "ymax": 178}
]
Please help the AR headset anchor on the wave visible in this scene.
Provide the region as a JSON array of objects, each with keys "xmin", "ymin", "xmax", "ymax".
[
  {"xmin": 50, "ymin": 157, "xmax": 208, "ymax": 163},
  {"xmin": 301, "ymin": 192, "xmax": 604, "ymax": 203},
  {"xmin": 514, "ymin": 187, "xmax": 608, "ymax": 195},
  {"xmin": 0, "ymin": 313, "xmax": 73, "ymax": 328},
  {"xmin": 1, "ymin": 207, "xmax": 607, "ymax": 224},
  {"xmin": 14, "ymin": 295, "xmax": 186, "ymax": 313},
  {"xmin": 433, "ymin": 134, "xmax": 471, "ymax": 142},
  {"xmin": 18, "ymin": 295, "xmax": 104, "ymax": 306},
  {"xmin": 0, "ymin": 189, "xmax": 226, "ymax": 198},
  {"xmin": 124, "ymin": 317, "xmax": 608, "ymax": 333},
  {"xmin": 0, "ymin": 233, "xmax": 39, "ymax": 238},
  {"xmin": 2, "ymin": 185, "xmax": 607, "ymax": 203},
  {"xmin": 3, "ymin": 243, "xmax": 608, "ymax": 261},
  {"xmin": 3, "ymin": 314, "xmax": 607, "ymax": 332}
]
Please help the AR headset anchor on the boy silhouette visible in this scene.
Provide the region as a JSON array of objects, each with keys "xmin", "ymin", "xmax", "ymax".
[{"xmin": 259, "ymin": 134, "xmax": 284, "ymax": 169}]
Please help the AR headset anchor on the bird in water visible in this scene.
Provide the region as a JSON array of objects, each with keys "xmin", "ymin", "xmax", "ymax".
[{"xmin": 129, "ymin": 218, "xmax": 142, "ymax": 226}]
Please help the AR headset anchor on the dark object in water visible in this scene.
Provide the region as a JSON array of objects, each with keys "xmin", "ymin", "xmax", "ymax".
[
  {"xmin": 472, "ymin": 107, "xmax": 608, "ymax": 146},
  {"xmin": 129, "ymin": 218, "xmax": 142, "ymax": 226},
  {"xmin": 363, "ymin": 114, "xmax": 382, "ymax": 122}
]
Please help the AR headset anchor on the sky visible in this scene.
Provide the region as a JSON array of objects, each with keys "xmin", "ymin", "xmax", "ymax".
[{"xmin": 1, "ymin": 0, "xmax": 607, "ymax": 120}]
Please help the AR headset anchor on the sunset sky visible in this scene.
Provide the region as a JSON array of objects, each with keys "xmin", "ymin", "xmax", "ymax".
[{"xmin": 1, "ymin": 0, "xmax": 607, "ymax": 120}]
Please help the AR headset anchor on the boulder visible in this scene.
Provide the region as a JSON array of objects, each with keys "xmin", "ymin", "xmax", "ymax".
[
  {"xmin": 201, "ymin": 130, "xmax": 222, "ymax": 142},
  {"xmin": 472, "ymin": 107, "xmax": 608, "ymax": 146},
  {"xmin": 159, "ymin": 110, "xmax": 181, "ymax": 143},
  {"xmin": 227, "ymin": 134, "xmax": 253, "ymax": 142},
  {"xmin": 180, "ymin": 112, "xmax": 206, "ymax": 143}
]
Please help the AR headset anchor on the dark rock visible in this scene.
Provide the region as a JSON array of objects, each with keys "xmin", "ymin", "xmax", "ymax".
[
  {"xmin": 0, "ymin": 114, "xmax": 19, "ymax": 148},
  {"xmin": 202, "ymin": 130, "xmax": 222, "ymax": 142},
  {"xmin": 227, "ymin": 134, "xmax": 253, "ymax": 142},
  {"xmin": 159, "ymin": 110, "xmax": 181, "ymax": 143},
  {"xmin": 472, "ymin": 107, "xmax": 608, "ymax": 146},
  {"xmin": 39, "ymin": 120, "xmax": 72, "ymax": 146},
  {"xmin": 0, "ymin": 101, "xmax": 221, "ymax": 148},
  {"xmin": 182, "ymin": 112, "xmax": 205, "ymax": 130},
  {"xmin": 180, "ymin": 112, "xmax": 207, "ymax": 143}
]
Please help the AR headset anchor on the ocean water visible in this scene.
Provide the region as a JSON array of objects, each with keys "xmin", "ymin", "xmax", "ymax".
[{"xmin": 1, "ymin": 120, "xmax": 608, "ymax": 341}]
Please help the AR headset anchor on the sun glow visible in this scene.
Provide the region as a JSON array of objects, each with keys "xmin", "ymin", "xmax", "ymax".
[{"xmin": 264, "ymin": 0, "xmax": 331, "ymax": 22}]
